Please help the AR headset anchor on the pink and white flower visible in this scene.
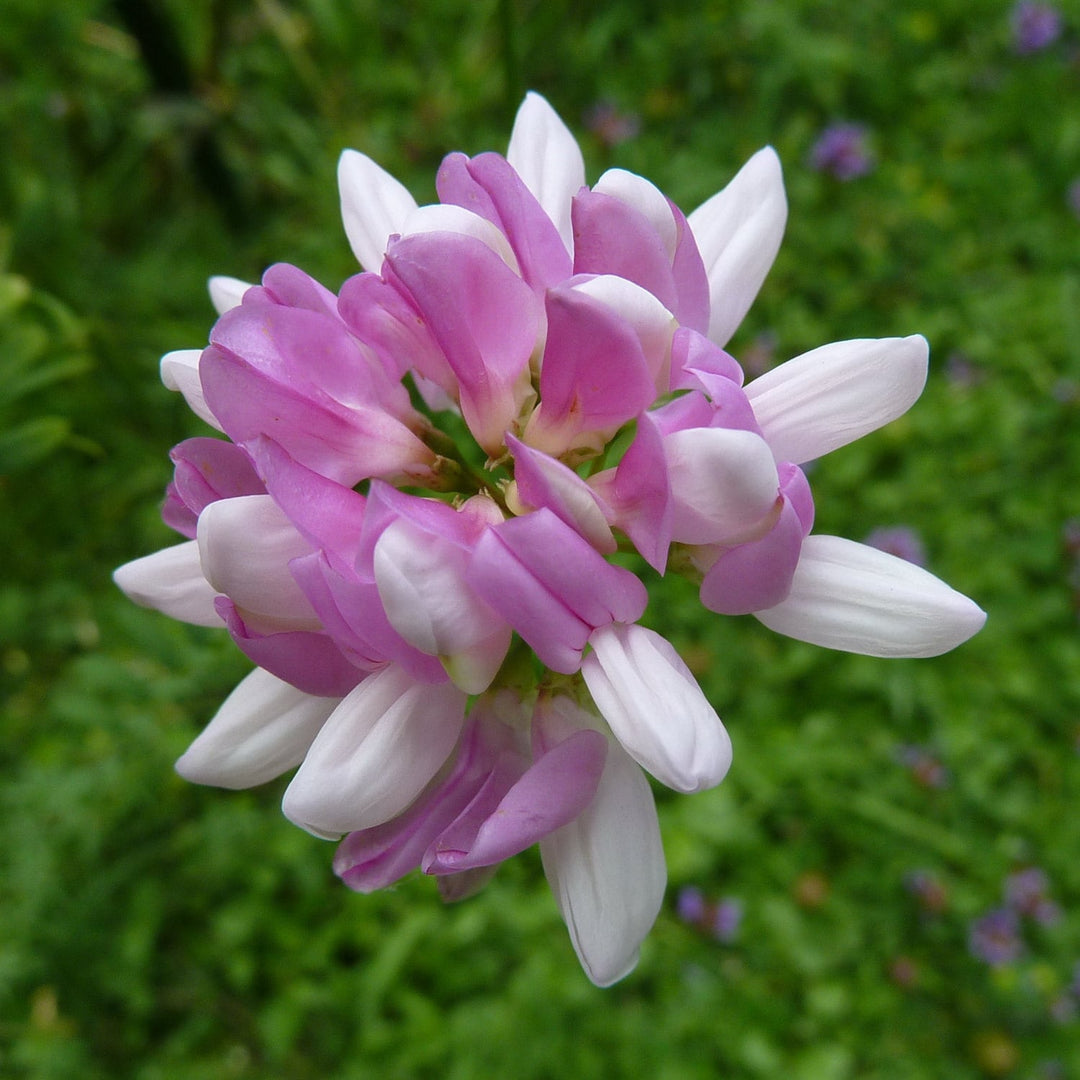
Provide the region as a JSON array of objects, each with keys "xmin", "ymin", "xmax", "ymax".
[{"xmin": 114, "ymin": 92, "xmax": 985, "ymax": 985}]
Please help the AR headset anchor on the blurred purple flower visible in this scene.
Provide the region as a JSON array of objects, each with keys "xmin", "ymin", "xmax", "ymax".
[
  {"xmin": 1003, "ymin": 866, "xmax": 1060, "ymax": 924},
  {"xmin": 810, "ymin": 123, "xmax": 875, "ymax": 181},
  {"xmin": 867, "ymin": 527, "xmax": 928, "ymax": 568},
  {"xmin": 584, "ymin": 100, "xmax": 641, "ymax": 148},
  {"xmin": 905, "ymin": 869, "xmax": 949, "ymax": 913},
  {"xmin": 676, "ymin": 885, "xmax": 707, "ymax": 924},
  {"xmin": 895, "ymin": 743, "xmax": 949, "ymax": 787},
  {"xmin": 944, "ymin": 350, "xmax": 985, "ymax": 389},
  {"xmin": 1011, "ymin": 2, "xmax": 1063, "ymax": 54},
  {"xmin": 712, "ymin": 898, "xmax": 743, "ymax": 942},
  {"xmin": 969, "ymin": 907, "xmax": 1024, "ymax": 966}
]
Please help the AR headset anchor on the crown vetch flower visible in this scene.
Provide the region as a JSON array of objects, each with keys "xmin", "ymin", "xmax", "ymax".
[{"xmin": 114, "ymin": 92, "xmax": 985, "ymax": 986}]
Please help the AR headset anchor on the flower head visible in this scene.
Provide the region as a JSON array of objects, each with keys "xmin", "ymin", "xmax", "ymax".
[
  {"xmin": 809, "ymin": 123, "xmax": 875, "ymax": 181},
  {"xmin": 1011, "ymin": 2, "xmax": 1063, "ymax": 54},
  {"xmin": 969, "ymin": 907, "xmax": 1024, "ymax": 966},
  {"xmin": 114, "ymin": 92, "xmax": 984, "ymax": 985}
]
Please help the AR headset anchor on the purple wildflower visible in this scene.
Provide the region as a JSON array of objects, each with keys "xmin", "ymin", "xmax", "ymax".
[
  {"xmin": 676, "ymin": 886, "xmax": 707, "ymax": 925},
  {"xmin": 969, "ymin": 907, "xmax": 1024, "ymax": 966},
  {"xmin": 711, "ymin": 897, "xmax": 743, "ymax": 942},
  {"xmin": 904, "ymin": 869, "xmax": 949, "ymax": 913},
  {"xmin": 810, "ymin": 123, "xmax": 874, "ymax": 181},
  {"xmin": 1011, "ymin": 2, "xmax": 1063, "ymax": 54},
  {"xmin": 944, "ymin": 350, "xmax": 985, "ymax": 389},
  {"xmin": 867, "ymin": 528, "xmax": 928, "ymax": 568},
  {"xmin": 1002, "ymin": 866, "xmax": 1062, "ymax": 926},
  {"xmin": 895, "ymin": 744, "xmax": 949, "ymax": 788}
]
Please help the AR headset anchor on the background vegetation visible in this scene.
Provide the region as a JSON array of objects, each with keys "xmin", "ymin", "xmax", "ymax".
[{"xmin": 2, "ymin": 1, "xmax": 1078, "ymax": 1076}]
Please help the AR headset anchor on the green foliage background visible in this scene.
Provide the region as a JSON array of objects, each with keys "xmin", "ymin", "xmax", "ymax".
[{"xmin": 1, "ymin": 1, "xmax": 1078, "ymax": 1077}]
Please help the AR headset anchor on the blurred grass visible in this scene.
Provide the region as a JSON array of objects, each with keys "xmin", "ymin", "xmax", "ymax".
[{"xmin": 1, "ymin": 1, "xmax": 1079, "ymax": 1077}]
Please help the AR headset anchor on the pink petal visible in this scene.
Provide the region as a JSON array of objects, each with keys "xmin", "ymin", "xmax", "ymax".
[
  {"xmin": 169, "ymin": 437, "xmax": 264, "ymax": 516},
  {"xmin": 337, "ymin": 270, "xmax": 452, "ymax": 386},
  {"xmin": 246, "ymin": 436, "xmax": 367, "ymax": 570},
  {"xmin": 288, "ymin": 550, "xmax": 447, "ymax": 683},
  {"xmin": 436, "ymin": 151, "xmax": 572, "ymax": 290},
  {"xmin": 593, "ymin": 410, "xmax": 673, "ymax": 573},
  {"xmin": 384, "ymin": 232, "xmax": 541, "ymax": 454},
  {"xmin": 522, "ymin": 286, "xmax": 656, "ymax": 458},
  {"xmin": 506, "ymin": 432, "xmax": 616, "ymax": 552},
  {"xmin": 699, "ymin": 497, "xmax": 805, "ymax": 615},
  {"xmin": 200, "ymin": 343, "xmax": 433, "ymax": 486},
  {"xmin": 424, "ymin": 727, "xmax": 607, "ymax": 873},
  {"xmin": 467, "ymin": 509, "xmax": 648, "ymax": 674},
  {"xmin": 572, "ymin": 187, "xmax": 679, "ymax": 314},
  {"xmin": 215, "ymin": 598, "xmax": 362, "ymax": 698},
  {"xmin": 332, "ymin": 713, "xmax": 521, "ymax": 892}
]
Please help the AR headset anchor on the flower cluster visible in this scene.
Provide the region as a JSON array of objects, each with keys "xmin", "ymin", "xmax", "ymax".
[{"xmin": 114, "ymin": 93, "xmax": 985, "ymax": 985}]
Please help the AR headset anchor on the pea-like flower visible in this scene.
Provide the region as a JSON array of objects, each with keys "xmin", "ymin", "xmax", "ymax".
[{"xmin": 114, "ymin": 92, "xmax": 985, "ymax": 986}]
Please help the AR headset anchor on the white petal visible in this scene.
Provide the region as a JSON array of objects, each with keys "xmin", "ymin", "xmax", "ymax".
[
  {"xmin": 159, "ymin": 349, "xmax": 224, "ymax": 431},
  {"xmin": 400, "ymin": 203, "xmax": 520, "ymax": 272},
  {"xmin": 540, "ymin": 708, "xmax": 666, "ymax": 987},
  {"xmin": 207, "ymin": 275, "xmax": 252, "ymax": 315},
  {"xmin": 338, "ymin": 149, "xmax": 419, "ymax": 272},
  {"xmin": 688, "ymin": 146, "xmax": 787, "ymax": 347},
  {"xmin": 176, "ymin": 667, "xmax": 339, "ymax": 788},
  {"xmin": 745, "ymin": 336, "xmax": 929, "ymax": 464},
  {"xmin": 506, "ymin": 91, "xmax": 586, "ymax": 256},
  {"xmin": 281, "ymin": 665, "xmax": 466, "ymax": 838},
  {"xmin": 593, "ymin": 168, "xmax": 678, "ymax": 257},
  {"xmin": 664, "ymin": 427, "xmax": 779, "ymax": 545},
  {"xmin": 755, "ymin": 535, "xmax": 987, "ymax": 657},
  {"xmin": 197, "ymin": 495, "xmax": 319, "ymax": 631},
  {"xmin": 113, "ymin": 541, "xmax": 222, "ymax": 627},
  {"xmin": 373, "ymin": 518, "xmax": 511, "ymax": 694},
  {"xmin": 582, "ymin": 624, "xmax": 732, "ymax": 793}
]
